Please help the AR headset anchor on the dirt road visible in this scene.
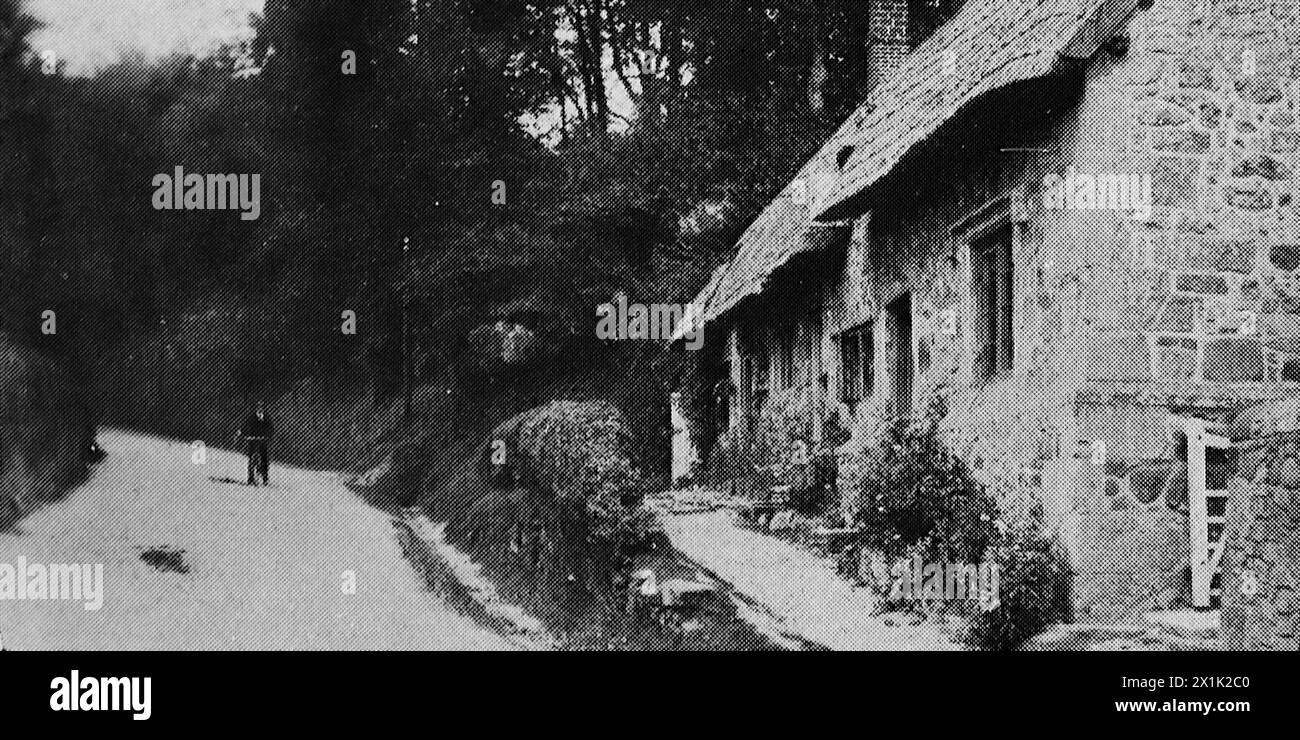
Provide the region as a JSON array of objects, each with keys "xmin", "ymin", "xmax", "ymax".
[{"xmin": 0, "ymin": 429, "xmax": 513, "ymax": 650}]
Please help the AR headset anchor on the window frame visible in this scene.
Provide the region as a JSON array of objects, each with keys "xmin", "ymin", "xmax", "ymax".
[
  {"xmin": 958, "ymin": 196, "xmax": 1021, "ymax": 386},
  {"xmin": 837, "ymin": 322, "xmax": 873, "ymax": 409}
]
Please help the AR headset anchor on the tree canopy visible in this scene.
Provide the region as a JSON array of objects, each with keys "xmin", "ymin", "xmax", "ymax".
[{"xmin": 1, "ymin": 0, "xmax": 963, "ymax": 472}]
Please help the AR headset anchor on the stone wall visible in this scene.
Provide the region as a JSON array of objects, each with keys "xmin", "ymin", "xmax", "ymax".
[
  {"xmin": 1220, "ymin": 396, "xmax": 1300, "ymax": 649},
  {"xmin": 1056, "ymin": 0, "xmax": 1300, "ymax": 623},
  {"xmin": 1068, "ymin": 398, "xmax": 1192, "ymax": 622},
  {"xmin": 1066, "ymin": 388, "xmax": 1258, "ymax": 621},
  {"xmin": 1220, "ymin": 448, "xmax": 1300, "ymax": 648},
  {"xmin": 1078, "ymin": 0, "xmax": 1300, "ymax": 387}
]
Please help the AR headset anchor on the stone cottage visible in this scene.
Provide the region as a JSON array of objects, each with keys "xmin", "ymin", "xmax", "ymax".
[{"xmin": 682, "ymin": 0, "xmax": 1300, "ymax": 623}]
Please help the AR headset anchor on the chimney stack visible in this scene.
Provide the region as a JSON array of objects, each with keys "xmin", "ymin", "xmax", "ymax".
[{"xmin": 866, "ymin": 0, "xmax": 911, "ymax": 92}]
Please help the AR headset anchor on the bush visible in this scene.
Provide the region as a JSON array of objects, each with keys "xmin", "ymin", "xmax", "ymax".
[
  {"xmin": 484, "ymin": 400, "xmax": 645, "ymax": 517},
  {"xmin": 473, "ymin": 399, "xmax": 661, "ymax": 575},
  {"xmin": 449, "ymin": 399, "xmax": 660, "ymax": 640},
  {"xmin": 853, "ymin": 415, "xmax": 995, "ymax": 563},
  {"xmin": 963, "ymin": 519, "xmax": 1072, "ymax": 651},
  {"xmin": 0, "ymin": 333, "xmax": 96, "ymax": 525}
]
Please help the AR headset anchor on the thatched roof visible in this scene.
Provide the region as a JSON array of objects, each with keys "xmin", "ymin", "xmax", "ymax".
[
  {"xmin": 815, "ymin": 0, "xmax": 1143, "ymax": 221},
  {"xmin": 686, "ymin": 0, "xmax": 1142, "ymax": 333}
]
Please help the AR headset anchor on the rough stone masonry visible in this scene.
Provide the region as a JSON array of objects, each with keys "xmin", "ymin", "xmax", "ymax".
[{"xmin": 1221, "ymin": 396, "xmax": 1300, "ymax": 650}]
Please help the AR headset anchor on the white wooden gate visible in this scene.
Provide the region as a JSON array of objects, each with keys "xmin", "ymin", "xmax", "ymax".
[{"xmin": 1179, "ymin": 417, "xmax": 1233, "ymax": 609}]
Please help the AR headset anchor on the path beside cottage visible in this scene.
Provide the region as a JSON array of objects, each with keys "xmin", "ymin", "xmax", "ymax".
[{"xmin": 661, "ymin": 509, "xmax": 959, "ymax": 651}]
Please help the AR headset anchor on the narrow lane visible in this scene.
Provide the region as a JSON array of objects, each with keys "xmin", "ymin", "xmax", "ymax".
[{"xmin": 0, "ymin": 429, "xmax": 512, "ymax": 650}]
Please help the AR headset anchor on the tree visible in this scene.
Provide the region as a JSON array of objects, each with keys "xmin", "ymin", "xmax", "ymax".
[{"xmin": 0, "ymin": 1, "xmax": 45, "ymax": 343}]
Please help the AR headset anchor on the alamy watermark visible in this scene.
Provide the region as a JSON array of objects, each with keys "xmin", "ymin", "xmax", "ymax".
[
  {"xmin": 1041, "ymin": 167, "xmax": 1152, "ymax": 221},
  {"xmin": 0, "ymin": 557, "xmax": 104, "ymax": 611},
  {"xmin": 596, "ymin": 293, "xmax": 705, "ymax": 350},
  {"xmin": 152, "ymin": 166, "xmax": 261, "ymax": 220},
  {"xmin": 50, "ymin": 670, "xmax": 151, "ymax": 721},
  {"xmin": 875, "ymin": 555, "xmax": 1001, "ymax": 609}
]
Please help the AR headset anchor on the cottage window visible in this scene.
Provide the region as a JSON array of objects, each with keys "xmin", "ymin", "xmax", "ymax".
[
  {"xmin": 838, "ymin": 323, "xmax": 873, "ymax": 407},
  {"xmin": 971, "ymin": 221, "xmax": 1014, "ymax": 381}
]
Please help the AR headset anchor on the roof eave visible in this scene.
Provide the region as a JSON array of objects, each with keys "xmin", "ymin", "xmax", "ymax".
[
  {"xmin": 1058, "ymin": 0, "xmax": 1146, "ymax": 61},
  {"xmin": 813, "ymin": 0, "xmax": 1146, "ymax": 224}
]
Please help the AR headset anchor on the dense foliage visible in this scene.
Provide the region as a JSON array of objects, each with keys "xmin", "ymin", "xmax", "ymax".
[
  {"xmin": 446, "ymin": 399, "xmax": 662, "ymax": 644},
  {"xmin": 848, "ymin": 399, "xmax": 1070, "ymax": 649},
  {"xmin": 0, "ymin": 332, "xmax": 95, "ymax": 524},
  {"xmin": 2, "ymin": 0, "xmax": 965, "ymax": 476},
  {"xmin": 854, "ymin": 413, "xmax": 997, "ymax": 564},
  {"xmin": 963, "ymin": 518, "xmax": 1072, "ymax": 651},
  {"xmin": 486, "ymin": 400, "xmax": 644, "ymax": 515}
]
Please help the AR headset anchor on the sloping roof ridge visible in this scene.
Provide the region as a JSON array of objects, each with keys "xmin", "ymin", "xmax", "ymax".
[
  {"xmin": 684, "ymin": 0, "xmax": 1132, "ymax": 333},
  {"xmin": 824, "ymin": 0, "xmax": 1152, "ymax": 220},
  {"xmin": 813, "ymin": 0, "xmax": 1105, "ymax": 220}
]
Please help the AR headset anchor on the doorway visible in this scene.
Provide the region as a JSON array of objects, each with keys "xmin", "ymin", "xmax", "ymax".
[{"xmin": 885, "ymin": 293, "xmax": 914, "ymax": 418}]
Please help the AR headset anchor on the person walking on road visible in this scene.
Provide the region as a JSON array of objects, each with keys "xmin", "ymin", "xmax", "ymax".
[{"xmin": 237, "ymin": 401, "xmax": 275, "ymax": 487}]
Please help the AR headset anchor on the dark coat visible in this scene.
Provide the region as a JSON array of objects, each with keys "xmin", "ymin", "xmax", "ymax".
[{"xmin": 240, "ymin": 414, "xmax": 275, "ymax": 442}]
